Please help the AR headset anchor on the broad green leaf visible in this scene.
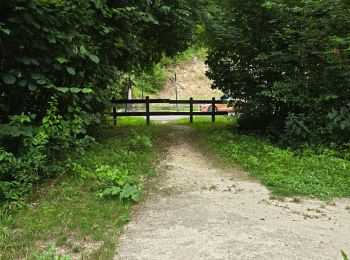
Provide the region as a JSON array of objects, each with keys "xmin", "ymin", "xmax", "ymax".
[
  {"xmin": 70, "ymin": 88, "xmax": 81, "ymax": 93},
  {"xmin": 88, "ymin": 54, "xmax": 100, "ymax": 63},
  {"xmin": 57, "ymin": 87, "xmax": 69, "ymax": 93},
  {"xmin": 1, "ymin": 28, "xmax": 10, "ymax": 35},
  {"xmin": 82, "ymin": 88, "xmax": 94, "ymax": 94},
  {"xmin": 66, "ymin": 67, "xmax": 76, "ymax": 75},
  {"xmin": 31, "ymin": 58, "xmax": 40, "ymax": 66},
  {"xmin": 80, "ymin": 45, "xmax": 88, "ymax": 55},
  {"xmin": 31, "ymin": 73, "xmax": 42, "ymax": 80},
  {"xmin": 2, "ymin": 74, "xmax": 16, "ymax": 85},
  {"xmin": 36, "ymin": 79, "xmax": 46, "ymax": 85},
  {"xmin": 56, "ymin": 56, "xmax": 68, "ymax": 64},
  {"xmin": 45, "ymin": 84, "xmax": 55, "ymax": 88},
  {"xmin": 28, "ymin": 83, "xmax": 37, "ymax": 91}
]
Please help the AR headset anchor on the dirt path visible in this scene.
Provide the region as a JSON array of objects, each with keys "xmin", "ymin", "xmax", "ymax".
[{"xmin": 116, "ymin": 125, "xmax": 350, "ymax": 260}]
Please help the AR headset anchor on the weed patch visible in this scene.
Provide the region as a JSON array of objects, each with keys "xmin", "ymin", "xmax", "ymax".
[
  {"xmin": 187, "ymin": 120, "xmax": 350, "ymax": 200},
  {"xmin": 0, "ymin": 121, "xmax": 167, "ymax": 258}
]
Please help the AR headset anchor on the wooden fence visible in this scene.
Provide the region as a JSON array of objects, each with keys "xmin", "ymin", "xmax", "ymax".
[{"xmin": 111, "ymin": 96, "xmax": 228, "ymax": 125}]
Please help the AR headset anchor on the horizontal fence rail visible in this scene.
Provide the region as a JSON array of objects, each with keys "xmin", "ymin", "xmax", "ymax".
[
  {"xmin": 112, "ymin": 99, "xmax": 227, "ymax": 104},
  {"xmin": 111, "ymin": 96, "xmax": 229, "ymax": 125}
]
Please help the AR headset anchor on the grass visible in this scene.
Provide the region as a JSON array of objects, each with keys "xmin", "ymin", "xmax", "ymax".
[
  {"xmin": 161, "ymin": 46, "xmax": 208, "ymax": 68},
  {"xmin": 2, "ymin": 115, "xmax": 349, "ymax": 258},
  {"xmin": 180, "ymin": 117, "xmax": 350, "ymax": 200},
  {"xmin": 0, "ymin": 119, "xmax": 168, "ymax": 259}
]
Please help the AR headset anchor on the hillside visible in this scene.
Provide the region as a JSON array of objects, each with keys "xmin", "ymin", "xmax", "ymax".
[{"xmin": 151, "ymin": 58, "xmax": 223, "ymax": 100}]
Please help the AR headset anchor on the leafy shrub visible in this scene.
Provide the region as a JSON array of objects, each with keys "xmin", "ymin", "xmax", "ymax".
[
  {"xmin": 0, "ymin": 97, "xmax": 96, "ymax": 215},
  {"xmin": 129, "ymin": 130, "xmax": 153, "ymax": 149},
  {"xmin": 282, "ymin": 107, "xmax": 350, "ymax": 153},
  {"xmin": 95, "ymin": 165, "xmax": 140, "ymax": 202},
  {"xmin": 136, "ymin": 64, "xmax": 168, "ymax": 95},
  {"xmin": 74, "ymin": 163, "xmax": 140, "ymax": 202},
  {"xmin": 71, "ymin": 129, "xmax": 157, "ymax": 203},
  {"xmin": 205, "ymin": 0, "xmax": 350, "ymax": 150},
  {"xmin": 101, "ymin": 184, "xmax": 140, "ymax": 202}
]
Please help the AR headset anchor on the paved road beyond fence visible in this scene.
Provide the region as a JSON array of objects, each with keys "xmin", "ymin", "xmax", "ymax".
[{"xmin": 111, "ymin": 96, "xmax": 228, "ymax": 125}]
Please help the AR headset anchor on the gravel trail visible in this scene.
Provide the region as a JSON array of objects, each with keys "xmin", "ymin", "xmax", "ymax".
[{"xmin": 116, "ymin": 125, "xmax": 350, "ymax": 260}]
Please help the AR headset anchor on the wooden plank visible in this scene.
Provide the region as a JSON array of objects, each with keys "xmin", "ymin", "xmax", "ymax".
[
  {"xmin": 212, "ymin": 97, "xmax": 216, "ymax": 122},
  {"xmin": 111, "ymin": 99, "xmax": 227, "ymax": 105},
  {"xmin": 111, "ymin": 111, "xmax": 228, "ymax": 116},
  {"xmin": 146, "ymin": 96, "xmax": 150, "ymax": 125},
  {"xmin": 190, "ymin": 97, "xmax": 193, "ymax": 123},
  {"xmin": 112, "ymin": 99, "xmax": 170, "ymax": 104}
]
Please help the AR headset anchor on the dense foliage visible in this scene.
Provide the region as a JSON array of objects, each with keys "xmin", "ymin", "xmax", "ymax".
[
  {"xmin": 205, "ymin": 0, "xmax": 350, "ymax": 152},
  {"xmin": 0, "ymin": 0, "xmax": 198, "ymax": 211}
]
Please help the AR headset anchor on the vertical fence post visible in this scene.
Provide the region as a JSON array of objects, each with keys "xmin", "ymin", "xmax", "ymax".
[
  {"xmin": 190, "ymin": 97, "xmax": 193, "ymax": 123},
  {"xmin": 212, "ymin": 97, "xmax": 216, "ymax": 123},
  {"xmin": 112, "ymin": 97, "xmax": 117, "ymax": 126},
  {"xmin": 175, "ymin": 74, "xmax": 179, "ymax": 112},
  {"xmin": 146, "ymin": 96, "xmax": 150, "ymax": 125}
]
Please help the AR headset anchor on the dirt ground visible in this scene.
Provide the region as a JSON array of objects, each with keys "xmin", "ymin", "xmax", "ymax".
[
  {"xmin": 151, "ymin": 59, "xmax": 223, "ymax": 100},
  {"xmin": 116, "ymin": 125, "xmax": 350, "ymax": 260}
]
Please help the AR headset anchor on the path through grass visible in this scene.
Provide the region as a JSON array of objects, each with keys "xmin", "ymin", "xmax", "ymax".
[{"xmin": 178, "ymin": 117, "xmax": 350, "ymax": 200}]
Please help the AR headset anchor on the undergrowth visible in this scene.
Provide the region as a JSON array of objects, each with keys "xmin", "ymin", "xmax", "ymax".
[{"xmin": 0, "ymin": 119, "xmax": 167, "ymax": 259}]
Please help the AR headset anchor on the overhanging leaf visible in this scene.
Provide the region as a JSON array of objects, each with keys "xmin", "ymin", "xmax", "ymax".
[
  {"xmin": 82, "ymin": 88, "xmax": 94, "ymax": 94},
  {"xmin": 28, "ymin": 83, "xmax": 37, "ymax": 91},
  {"xmin": 66, "ymin": 67, "xmax": 76, "ymax": 75},
  {"xmin": 88, "ymin": 54, "xmax": 100, "ymax": 64},
  {"xmin": 31, "ymin": 58, "xmax": 40, "ymax": 66},
  {"xmin": 2, "ymin": 74, "xmax": 16, "ymax": 85},
  {"xmin": 70, "ymin": 88, "xmax": 81, "ymax": 93},
  {"xmin": 36, "ymin": 79, "xmax": 46, "ymax": 85},
  {"xmin": 56, "ymin": 56, "xmax": 68, "ymax": 64},
  {"xmin": 57, "ymin": 87, "xmax": 69, "ymax": 93},
  {"xmin": 1, "ymin": 28, "xmax": 10, "ymax": 35},
  {"xmin": 45, "ymin": 84, "xmax": 55, "ymax": 89}
]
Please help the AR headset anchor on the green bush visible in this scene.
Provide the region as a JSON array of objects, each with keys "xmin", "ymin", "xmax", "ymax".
[
  {"xmin": 135, "ymin": 64, "xmax": 168, "ymax": 95},
  {"xmin": 70, "ymin": 129, "xmax": 157, "ymax": 203},
  {"xmin": 205, "ymin": 0, "xmax": 350, "ymax": 149},
  {"xmin": 0, "ymin": 0, "xmax": 200, "ymax": 211}
]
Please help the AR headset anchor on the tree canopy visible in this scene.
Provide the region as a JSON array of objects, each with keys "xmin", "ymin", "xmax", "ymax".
[
  {"xmin": 0, "ymin": 0, "xmax": 199, "ymax": 209},
  {"xmin": 205, "ymin": 0, "xmax": 350, "ymax": 148}
]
